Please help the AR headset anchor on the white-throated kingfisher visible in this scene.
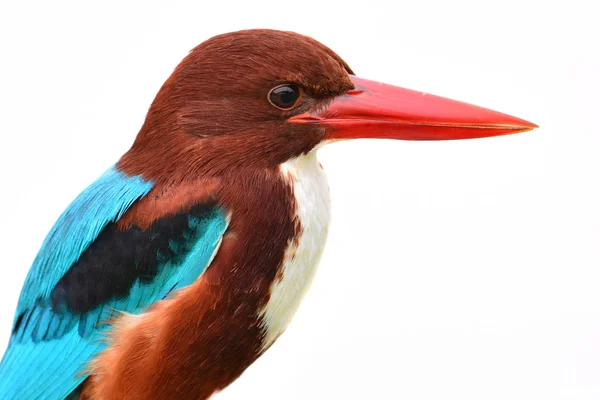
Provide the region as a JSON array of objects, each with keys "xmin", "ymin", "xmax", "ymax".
[{"xmin": 0, "ymin": 29, "xmax": 537, "ymax": 399}]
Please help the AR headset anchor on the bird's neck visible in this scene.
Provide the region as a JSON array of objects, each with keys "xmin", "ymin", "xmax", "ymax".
[{"xmin": 260, "ymin": 151, "xmax": 332, "ymax": 349}]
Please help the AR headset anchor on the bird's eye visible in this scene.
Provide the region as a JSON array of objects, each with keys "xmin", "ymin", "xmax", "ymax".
[{"xmin": 268, "ymin": 84, "xmax": 302, "ymax": 110}]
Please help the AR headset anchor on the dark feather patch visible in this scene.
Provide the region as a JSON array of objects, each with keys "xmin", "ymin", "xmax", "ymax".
[{"xmin": 50, "ymin": 202, "xmax": 217, "ymax": 315}]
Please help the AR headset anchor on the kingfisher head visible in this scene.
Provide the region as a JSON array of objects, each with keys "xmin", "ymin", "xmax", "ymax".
[{"xmin": 120, "ymin": 29, "xmax": 537, "ymax": 182}]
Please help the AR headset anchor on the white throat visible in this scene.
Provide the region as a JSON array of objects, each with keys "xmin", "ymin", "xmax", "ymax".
[{"xmin": 260, "ymin": 151, "xmax": 331, "ymax": 349}]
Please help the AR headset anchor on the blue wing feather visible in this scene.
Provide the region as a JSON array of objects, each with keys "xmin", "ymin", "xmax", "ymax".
[
  {"xmin": 0, "ymin": 166, "xmax": 228, "ymax": 400},
  {"xmin": 17, "ymin": 167, "xmax": 153, "ymax": 313}
]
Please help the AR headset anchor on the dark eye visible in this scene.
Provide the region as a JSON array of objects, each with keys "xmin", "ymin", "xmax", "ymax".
[{"xmin": 268, "ymin": 84, "xmax": 302, "ymax": 110}]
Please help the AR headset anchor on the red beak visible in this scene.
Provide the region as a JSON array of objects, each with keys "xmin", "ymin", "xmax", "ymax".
[{"xmin": 290, "ymin": 76, "xmax": 538, "ymax": 140}]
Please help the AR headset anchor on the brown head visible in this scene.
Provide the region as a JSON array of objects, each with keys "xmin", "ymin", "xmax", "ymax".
[{"xmin": 119, "ymin": 29, "xmax": 537, "ymax": 183}]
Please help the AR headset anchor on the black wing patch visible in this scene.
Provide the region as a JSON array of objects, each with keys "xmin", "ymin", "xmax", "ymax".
[
  {"xmin": 49, "ymin": 202, "xmax": 218, "ymax": 315},
  {"xmin": 40, "ymin": 204, "xmax": 214, "ymax": 314}
]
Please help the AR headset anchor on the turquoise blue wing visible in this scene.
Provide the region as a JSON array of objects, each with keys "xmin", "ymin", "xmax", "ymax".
[{"xmin": 0, "ymin": 166, "xmax": 228, "ymax": 400}]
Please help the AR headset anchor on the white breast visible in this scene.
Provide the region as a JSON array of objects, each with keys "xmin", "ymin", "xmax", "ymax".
[{"xmin": 260, "ymin": 151, "xmax": 331, "ymax": 349}]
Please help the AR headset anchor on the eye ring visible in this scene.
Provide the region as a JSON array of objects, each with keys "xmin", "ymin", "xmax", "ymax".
[{"xmin": 268, "ymin": 84, "xmax": 302, "ymax": 111}]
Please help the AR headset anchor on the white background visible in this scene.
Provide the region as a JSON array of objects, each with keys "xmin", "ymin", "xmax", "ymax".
[{"xmin": 0, "ymin": 1, "xmax": 598, "ymax": 399}]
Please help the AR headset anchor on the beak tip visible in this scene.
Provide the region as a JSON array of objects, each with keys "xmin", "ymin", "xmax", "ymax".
[
  {"xmin": 503, "ymin": 115, "xmax": 539, "ymax": 132},
  {"xmin": 520, "ymin": 120, "xmax": 539, "ymax": 131}
]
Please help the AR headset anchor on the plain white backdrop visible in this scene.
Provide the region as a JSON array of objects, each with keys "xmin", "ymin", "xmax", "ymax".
[{"xmin": 0, "ymin": 1, "xmax": 598, "ymax": 399}]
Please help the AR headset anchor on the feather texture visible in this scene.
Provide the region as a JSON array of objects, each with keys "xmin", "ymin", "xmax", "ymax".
[
  {"xmin": 0, "ymin": 166, "xmax": 228, "ymax": 399},
  {"xmin": 18, "ymin": 167, "xmax": 153, "ymax": 310}
]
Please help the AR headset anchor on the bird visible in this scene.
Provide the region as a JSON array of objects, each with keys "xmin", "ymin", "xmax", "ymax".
[{"xmin": 0, "ymin": 29, "xmax": 537, "ymax": 400}]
